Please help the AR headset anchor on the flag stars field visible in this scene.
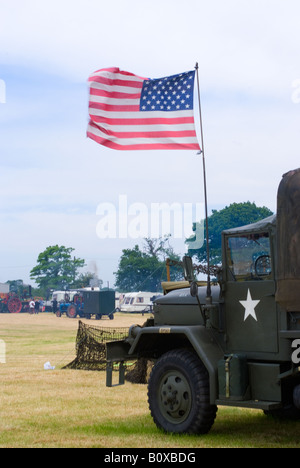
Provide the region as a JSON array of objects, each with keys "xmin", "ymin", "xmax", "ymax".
[{"xmin": 140, "ymin": 72, "xmax": 194, "ymax": 112}]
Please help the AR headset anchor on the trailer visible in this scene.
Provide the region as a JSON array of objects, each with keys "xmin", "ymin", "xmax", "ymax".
[
  {"xmin": 118, "ymin": 291, "xmax": 163, "ymax": 313},
  {"xmin": 81, "ymin": 290, "xmax": 115, "ymax": 320},
  {"xmin": 55, "ymin": 289, "xmax": 116, "ymax": 320}
]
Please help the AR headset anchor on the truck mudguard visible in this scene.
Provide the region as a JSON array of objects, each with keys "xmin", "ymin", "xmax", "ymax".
[{"xmin": 126, "ymin": 325, "xmax": 224, "ymax": 403}]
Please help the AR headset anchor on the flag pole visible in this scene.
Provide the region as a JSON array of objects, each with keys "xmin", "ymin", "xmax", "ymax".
[{"xmin": 195, "ymin": 62, "xmax": 212, "ymax": 303}]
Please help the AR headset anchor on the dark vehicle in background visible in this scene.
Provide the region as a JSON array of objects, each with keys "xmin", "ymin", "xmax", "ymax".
[{"xmin": 54, "ymin": 289, "xmax": 115, "ymax": 320}]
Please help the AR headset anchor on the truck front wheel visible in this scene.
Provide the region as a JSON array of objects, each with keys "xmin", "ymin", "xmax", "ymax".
[{"xmin": 148, "ymin": 349, "xmax": 217, "ymax": 434}]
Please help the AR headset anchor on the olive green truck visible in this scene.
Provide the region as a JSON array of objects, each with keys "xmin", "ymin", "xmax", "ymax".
[{"xmin": 106, "ymin": 168, "xmax": 300, "ymax": 434}]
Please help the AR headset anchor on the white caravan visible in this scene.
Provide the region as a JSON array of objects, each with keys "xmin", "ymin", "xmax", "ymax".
[{"xmin": 119, "ymin": 292, "xmax": 162, "ymax": 313}]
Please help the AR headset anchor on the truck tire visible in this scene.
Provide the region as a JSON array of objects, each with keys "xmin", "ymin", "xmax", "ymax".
[{"xmin": 148, "ymin": 349, "xmax": 217, "ymax": 434}]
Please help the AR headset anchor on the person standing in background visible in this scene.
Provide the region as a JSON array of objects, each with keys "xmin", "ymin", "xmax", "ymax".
[{"xmin": 29, "ymin": 299, "xmax": 35, "ymax": 315}]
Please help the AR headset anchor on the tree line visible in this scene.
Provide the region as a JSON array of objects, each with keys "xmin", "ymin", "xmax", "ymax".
[{"xmin": 27, "ymin": 202, "xmax": 273, "ymax": 295}]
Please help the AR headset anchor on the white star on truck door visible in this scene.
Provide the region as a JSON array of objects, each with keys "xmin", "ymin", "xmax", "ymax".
[{"xmin": 239, "ymin": 289, "xmax": 260, "ymax": 321}]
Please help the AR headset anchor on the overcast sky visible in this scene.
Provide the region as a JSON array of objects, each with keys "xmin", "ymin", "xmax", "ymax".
[{"xmin": 0, "ymin": 0, "xmax": 300, "ymax": 288}]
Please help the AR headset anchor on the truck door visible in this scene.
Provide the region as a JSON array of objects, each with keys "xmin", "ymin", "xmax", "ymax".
[{"xmin": 224, "ymin": 231, "xmax": 278, "ymax": 354}]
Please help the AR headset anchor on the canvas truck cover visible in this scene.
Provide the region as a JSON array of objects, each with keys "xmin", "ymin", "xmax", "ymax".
[{"xmin": 276, "ymin": 168, "xmax": 300, "ymax": 311}]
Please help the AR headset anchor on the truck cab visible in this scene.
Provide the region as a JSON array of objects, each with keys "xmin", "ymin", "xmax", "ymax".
[{"xmin": 222, "ymin": 215, "xmax": 279, "ymax": 357}]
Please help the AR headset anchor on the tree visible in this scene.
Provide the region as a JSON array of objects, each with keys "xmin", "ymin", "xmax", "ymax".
[
  {"xmin": 30, "ymin": 245, "xmax": 85, "ymax": 293},
  {"xmin": 71, "ymin": 272, "xmax": 100, "ymax": 289},
  {"xmin": 187, "ymin": 202, "xmax": 274, "ymax": 265},
  {"xmin": 114, "ymin": 236, "xmax": 182, "ymax": 292}
]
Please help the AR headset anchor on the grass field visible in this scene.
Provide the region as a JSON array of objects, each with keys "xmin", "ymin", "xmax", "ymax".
[{"xmin": 0, "ymin": 313, "xmax": 300, "ymax": 448}]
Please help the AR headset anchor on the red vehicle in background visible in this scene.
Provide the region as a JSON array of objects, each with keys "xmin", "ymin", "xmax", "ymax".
[
  {"xmin": 0, "ymin": 282, "xmax": 34, "ymax": 314},
  {"xmin": 0, "ymin": 292, "xmax": 23, "ymax": 313}
]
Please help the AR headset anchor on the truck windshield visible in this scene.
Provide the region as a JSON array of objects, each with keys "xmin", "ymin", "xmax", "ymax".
[{"xmin": 226, "ymin": 232, "xmax": 272, "ymax": 280}]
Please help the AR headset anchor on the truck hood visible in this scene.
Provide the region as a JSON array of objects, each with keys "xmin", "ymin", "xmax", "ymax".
[{"xmin": 154, "ymin": 284, "xmax": 221, "ymax": 306}]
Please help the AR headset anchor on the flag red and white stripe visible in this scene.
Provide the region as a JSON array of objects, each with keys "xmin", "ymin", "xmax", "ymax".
[{"xmin": 87, "ymin": 67, "xmax": 200, "ymax": 151}]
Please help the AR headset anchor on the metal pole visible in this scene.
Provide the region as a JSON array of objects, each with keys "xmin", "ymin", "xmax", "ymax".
[{"xmin": 195, "ymin": 63, "xmax": 211, "ymax": 302}]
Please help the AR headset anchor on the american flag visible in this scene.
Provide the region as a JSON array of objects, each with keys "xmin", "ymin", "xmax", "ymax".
[{"xmin": 87, "ymin": 67, "xmax": 200, "ymax": 151}]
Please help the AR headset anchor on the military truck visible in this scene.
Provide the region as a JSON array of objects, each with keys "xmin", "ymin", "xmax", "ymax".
[{"xmin": 106, "ymin": 168, "xmax": 300, "ymax": 434}]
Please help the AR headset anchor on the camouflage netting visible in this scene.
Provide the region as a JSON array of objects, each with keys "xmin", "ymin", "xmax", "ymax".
[{"xmin": 63, "ymin": 320, "xmax": 153, "ymax": 384}]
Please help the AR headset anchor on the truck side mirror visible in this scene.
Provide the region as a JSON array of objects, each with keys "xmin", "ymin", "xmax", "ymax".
[
  {"xmin": 182, "ymin": 256, "xmax": 195, "ymax": 283},
  {"xmin": 190, "ymin": 281, "xmax": 199, "ymax": 298}
]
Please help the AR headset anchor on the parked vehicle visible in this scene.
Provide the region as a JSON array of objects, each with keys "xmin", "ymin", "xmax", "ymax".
[
  {"xmin": 54, "ymin": 289, "xmax": 115, "ymax": 320},
  {"xmin": 0, "ymin": 292, "xmax": 23, "ymax": 313},
  {"xmin": 117, "ymin": 291, "xmax": 163, "ymax": 313},
  {"xmin": 106, "ymin": 168, "xmax": 300, "ymax": 435}
]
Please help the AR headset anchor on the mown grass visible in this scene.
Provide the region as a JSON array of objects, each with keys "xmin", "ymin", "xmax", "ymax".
[{"xmin": 0, "ymin": 313, "xmax": 300, "ymax": 448}]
